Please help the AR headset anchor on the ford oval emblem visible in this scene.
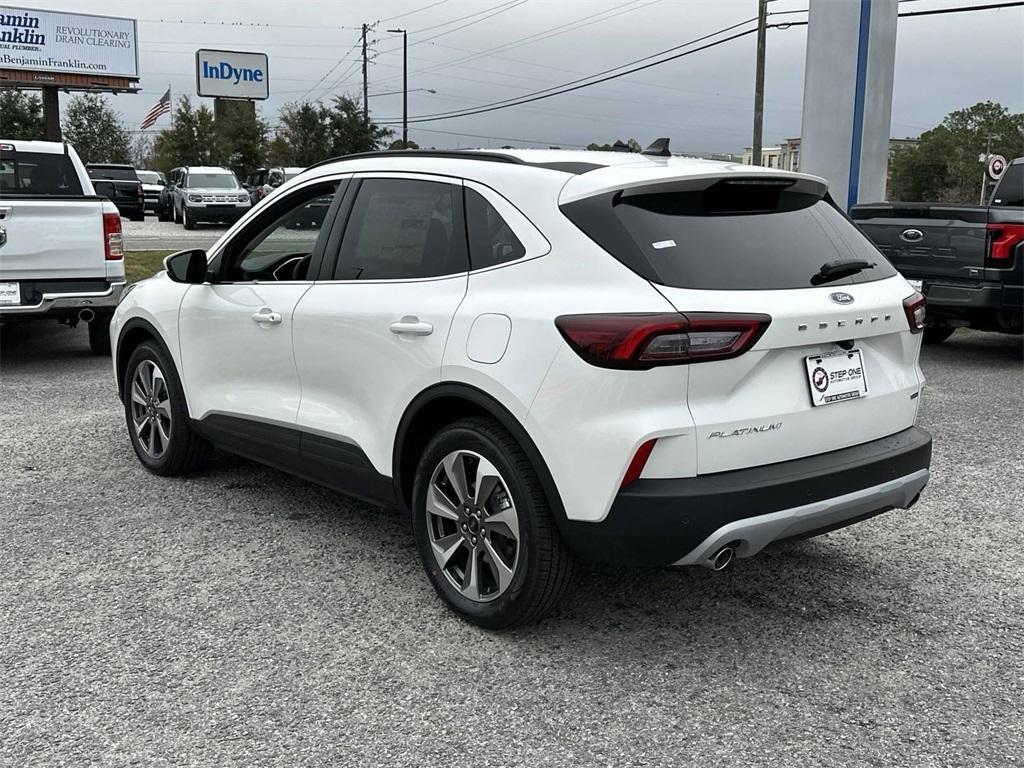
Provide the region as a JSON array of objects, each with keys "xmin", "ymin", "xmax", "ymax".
[
  {"xmin": 829, "ymin": 292, "xmax": 855, "ymax": 305},
  {"xmin": 900, "ymin": 228, "xmax": 924, "ymax": 243}
]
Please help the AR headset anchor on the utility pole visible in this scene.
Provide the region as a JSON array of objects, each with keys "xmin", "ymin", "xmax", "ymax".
[
  {"xmin": 361, "ymin": 23, "xmax": 369, "ymax": 122},
  {"xmin": 387, "ymin": 28, "xmax": 408, "ymax": 148},
  {"xmin": 751, "ymin": 0, "xmax": 768, "ymax": 166}
]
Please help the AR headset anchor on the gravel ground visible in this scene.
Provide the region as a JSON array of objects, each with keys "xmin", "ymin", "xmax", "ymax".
[
  {"xmin": 1, "ymin": 323, "xmax": 1021, "ymax": 768},
  {"xmin": 121, "ymin": 217, "xmax": 227, "ymax": 252}
]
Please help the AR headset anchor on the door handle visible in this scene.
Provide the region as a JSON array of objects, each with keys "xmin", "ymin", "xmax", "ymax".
[
  {"xmin": 389, "ymin": 317, "xmax": 434, "ymax": 336},
  {"xmin": 251, "ymin": 308, "xmax": 283, "ymax": 325}
]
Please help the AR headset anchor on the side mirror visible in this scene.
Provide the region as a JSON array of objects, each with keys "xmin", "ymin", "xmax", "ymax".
[
  {"xmin": 93, "ymin": 180, "xmax": 116, "ymax": 198},
  {"xmin": 164, "ymin": 249, "xmax": 209, "ymax": 284}
]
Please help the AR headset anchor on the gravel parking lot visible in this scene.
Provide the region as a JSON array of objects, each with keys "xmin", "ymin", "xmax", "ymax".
[
  {"xmin": 121, "ymin": 217, "xmax": 228, "ymax": 253},
  {"xmin": 1, "ymin": 324, "xmax": 1021, "ymax": 767}
]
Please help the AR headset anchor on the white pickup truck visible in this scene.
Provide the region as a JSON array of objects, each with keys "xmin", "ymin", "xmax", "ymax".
[{"xmin": 0, "ymin": 139, "xmax": 126, "ymax": 354}]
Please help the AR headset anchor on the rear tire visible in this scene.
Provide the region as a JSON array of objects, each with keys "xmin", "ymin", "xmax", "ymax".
[
  {"xmin": 123, "ymin": 341, "xmax": 212, "ymax": 476},
  {"xmin": 88, "ymin": 314, "xmax": 112, "ymax": 355},
  {"xmin": 923, "ymin": 325, "xmax": 955, "ymax": 344},
  {"xmin": 157, "ymin": 204, "xmax": 169, "ymax": 222},
  {"xmin": 129, "ymin": 212, "xmax": 145, "ymax": 222},
  {"xmin": 411, "ymin": 417, "xmax": 575, "ymax": 629}
]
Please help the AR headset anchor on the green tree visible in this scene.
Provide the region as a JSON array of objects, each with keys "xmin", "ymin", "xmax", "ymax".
[
  {"xmin": 150, "ymin": 96, "xmax": 219, "ymax": 171},
  {"xmin": 888, "ymin": 101, "xmax": 1024, "ymax": 202},
  {"xmin": 0, "ymin": 90, "xmax": 45, "ymax": 139},
  {"xmin": 586, "ymin": 138, "xmax": 641, "ymax": 152},
  {"xmin": 388, "ymin": 139, "xmax": 420, "ymax": 150},
  {"xmin": 265, "ymin": 134, "xmax": 292, "ymax": 166},
  {"xmin": 213, "ymin": 101, "xmax": 268, "ymax": 178},
  {"xmin": 61, "ymin": 94, "xmax": 131, "ymax": 163},
  {"xmin": 325, "ymin": 95, "xmax": 392, "ymax": 155},
  {"xmin": 276, "ymin": 101, "xmax": 332, "ymax": 166}
]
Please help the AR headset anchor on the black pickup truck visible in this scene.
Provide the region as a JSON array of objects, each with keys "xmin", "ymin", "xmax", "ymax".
[
  {"xmin": 852, "ymin": 157, "xmax": 1023, "ymax": 343},
  {"xmin": 85, "ymin": 164, "xmax": 145, "ymax": 221}
]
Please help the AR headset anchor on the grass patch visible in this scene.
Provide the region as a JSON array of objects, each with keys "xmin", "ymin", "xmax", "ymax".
[{"xmin": 124, "ymin": 251, "xmax": 173, "ymax": 284}]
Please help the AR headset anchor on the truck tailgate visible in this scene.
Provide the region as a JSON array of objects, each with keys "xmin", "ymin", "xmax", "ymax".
[
  {"xmin": 0, "ymin": 198, "xmax": 108, "ymax": 280},
  {"xmin": 852, "ymin": 203, "xmax": 989, "ymax": 281}
]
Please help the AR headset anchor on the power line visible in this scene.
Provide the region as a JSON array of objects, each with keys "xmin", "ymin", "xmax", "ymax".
[
  {"xmin": 377, "ymin": 17, "xmax": 758, "ymax": 123},
  {"xmin": 375, "ymin": 0, "xmax": 451, "ymax": 24},
  {"xmin": 375, "ymin": 0, "xmax": 531, "ymax": 54}
]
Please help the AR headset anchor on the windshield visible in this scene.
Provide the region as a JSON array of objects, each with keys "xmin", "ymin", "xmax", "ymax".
[
  {"xmin": 187, "ymin": 172, "xmax": 238, "ymax": 189},
  {"xmin": 137, "ymin": 171, "xmax": 163, "ymax": 185},
  {"xmin": 991, "ymin": 162, "xmax": 1023, "ymax": 207},
  {"xmin": 88, "ymin": 166, "xmax": 137, "ymax": 181}
]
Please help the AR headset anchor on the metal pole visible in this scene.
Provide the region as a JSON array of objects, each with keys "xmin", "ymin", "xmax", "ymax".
[
  {"xmin": 751, "ymin": 0, "xmax": 768, "ymax": 166},
  {"xmin": 362, "ymin": 23, "xmax": 369, "ymax": 121},
  {"xmin": 402, "ymin": 30, "xmax": 408, "ymax": 147},
  {"xmin": 980, "ymin": 132, "xmax": 992, "ymax": 205},
  {"xmin": 42, "ymin": 86, "xmax": 61, "ymax": 141}
]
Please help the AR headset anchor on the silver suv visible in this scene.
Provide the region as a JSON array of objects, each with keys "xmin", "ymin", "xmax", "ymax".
[{"xmin": 169, "ymin": 166, "xmax": 251, "ymax": 229}]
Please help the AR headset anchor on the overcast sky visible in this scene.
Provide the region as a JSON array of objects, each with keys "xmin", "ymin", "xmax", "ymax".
[{"xmin": 16, "ymin": 0, "xmax": 1024, "ymax": 154}]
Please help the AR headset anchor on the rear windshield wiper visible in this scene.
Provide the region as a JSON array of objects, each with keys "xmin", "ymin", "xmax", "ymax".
[{"xmin": 811, "ymin": 259, "xmax": 875, "ymax": 285}]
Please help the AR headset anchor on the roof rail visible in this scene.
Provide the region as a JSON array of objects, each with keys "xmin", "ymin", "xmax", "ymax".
[{"xmin": 304, "ymin": 149, "xmax": 525, "ymax": 172}]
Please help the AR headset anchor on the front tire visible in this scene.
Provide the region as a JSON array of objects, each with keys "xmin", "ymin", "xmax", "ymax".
[
  {"xmin": 183, "ymin": 208, "xmax": 195, "ymax": 230},
  {"xmin": 123, "ymin": 341, "xmax": 211, "ymax": 476},
  {"xmin": 411, "ymin": 417, "xmax": 575, "ymax": 629}
]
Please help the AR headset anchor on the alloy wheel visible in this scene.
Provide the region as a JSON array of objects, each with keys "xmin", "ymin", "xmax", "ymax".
[
  {"xmin": 129, "ymin": 359, "xmax": 172, "ymax": 459},
  {"xmin": 426, "ymin": 450, "xmax": 521, "ymax": 603}
]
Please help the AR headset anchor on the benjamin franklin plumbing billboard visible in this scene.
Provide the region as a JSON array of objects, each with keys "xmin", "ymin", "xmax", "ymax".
[{"xmin": 0, "ymin": 6, "xmax": 138, "ymax": 78}]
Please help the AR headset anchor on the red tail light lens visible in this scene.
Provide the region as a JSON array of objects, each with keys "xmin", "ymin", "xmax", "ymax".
[
  {"xmin": 902, "ymin": 291, "xmax": 926, "ymax": 333},
  {"xmin": 554, "ymin": 312, "xmax": 771, "ymax": 369},
  {"xmin": 986, "ymin": 222, "xmax": 1024, "ymax": 264},
  {"xmin": 103, "ymin": 212, "xmax": 123, "ymax": 261}
]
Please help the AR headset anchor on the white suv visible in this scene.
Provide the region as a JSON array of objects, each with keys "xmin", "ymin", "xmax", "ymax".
[{"xmin": 110, "ymin": 145, "xmax": 932, "ymax": 628}]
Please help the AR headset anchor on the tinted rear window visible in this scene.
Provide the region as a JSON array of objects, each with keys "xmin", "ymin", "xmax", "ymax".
[
  {"xmin": 0, "ymin": 152, "xmax": 83, "ymax": 195},
  {"xmin": 991, "ymin": 162, "xmax": 1023, "ymax": 207},
  {"xmin": 87, "ymin": 166, "xmax": 137, "ymax": 181},
  {"xmin": 563, "ymin": 182, "xmax": 897, "ymax": 290}
]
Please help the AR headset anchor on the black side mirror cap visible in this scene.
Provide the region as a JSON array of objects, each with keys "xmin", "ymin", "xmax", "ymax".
[{"xmin": 165, "ymin": 249, "xmax": 209, "ymax": 284}]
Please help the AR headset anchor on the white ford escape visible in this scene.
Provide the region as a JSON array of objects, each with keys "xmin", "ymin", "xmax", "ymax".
[{"xmin": 111, "ymin": 144, "xmax": 932, "ymax": 628}]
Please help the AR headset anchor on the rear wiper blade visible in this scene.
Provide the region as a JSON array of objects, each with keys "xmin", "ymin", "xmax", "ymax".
[{"xmin": 811, "ymin": 259, "xmax": 875, "ymax": 285}]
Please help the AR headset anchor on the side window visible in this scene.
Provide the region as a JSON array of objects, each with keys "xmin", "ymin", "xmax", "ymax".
[
  {"xmin": 334, "ymin": 178, "xmax": 467, "ymax": 280},
  {"xmin": 465, "ymin": 188, "xmax": 525, "ymax": 270},
  {"xmin": 222, "ymin": 182, "xmax": 339, "ymax": 282}
]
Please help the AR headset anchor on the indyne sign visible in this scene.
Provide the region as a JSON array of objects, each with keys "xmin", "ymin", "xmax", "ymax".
[{"xmin": 196, "ymin": 48, "xmax": 269, "ymax": 100}]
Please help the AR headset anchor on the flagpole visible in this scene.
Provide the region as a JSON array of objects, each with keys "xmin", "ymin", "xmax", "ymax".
[{"xmin": 169, "ymin": 83, "xmax": 174, "ymax": 128}]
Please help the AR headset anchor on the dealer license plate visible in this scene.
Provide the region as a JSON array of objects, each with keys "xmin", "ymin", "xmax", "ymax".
[
  {"xmin": 0, "ymin": 282, "xmax": 19, "ymax": 306},
  {"xmin": 805, "ymin": 349, "xmax": 868, "ymax": 407}
]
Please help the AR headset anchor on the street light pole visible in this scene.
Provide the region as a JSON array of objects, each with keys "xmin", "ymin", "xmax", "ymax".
[{"xmin": 387, "ymin": 28, "xmax": 408, "ymax": 148}]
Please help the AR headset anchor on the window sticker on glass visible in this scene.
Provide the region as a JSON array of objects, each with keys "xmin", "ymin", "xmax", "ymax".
[{"xmin": 652, "ymin": 240, "xmax": 676, "ymax": 249}]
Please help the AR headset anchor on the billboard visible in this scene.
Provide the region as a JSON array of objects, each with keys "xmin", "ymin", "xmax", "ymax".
[
  {"xmin": 0, "ymin": 6, "xmax": 138, "ymax": 78},
  {"xmin": 196, "ymin": 49, "xmax": 269, "ymax": 100}
]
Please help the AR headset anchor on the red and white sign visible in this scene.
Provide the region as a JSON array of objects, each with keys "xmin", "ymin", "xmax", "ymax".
[{"xmin": 987, "ymin": 154, "xmax": 1007, "ymax": 180}]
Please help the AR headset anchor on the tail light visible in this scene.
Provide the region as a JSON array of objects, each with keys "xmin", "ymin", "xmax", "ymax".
[
  {"xmin": 103, "ymin": 212, "xmax": 123, "ymax": 260},
  {"xmin": 986, "ymin": 222, "xmax": 1024, "ymax": 266},
  {"xmin": 902, "ymin": 291, "xmax": 926, "ymax": 333},
  {"xmin": 621, "ymin": 438, "xmax": 657, "ymax": 488},
  {"xmin": 137, "ymin": 186, "xmax": 144, "ymax": 199},
  {"xmin": 554, "ymin": 312, "xmax": 771, "ymax": 369}
]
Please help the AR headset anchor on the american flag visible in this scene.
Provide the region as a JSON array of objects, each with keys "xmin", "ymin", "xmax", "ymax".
[{"xmin": 139, "ymin": 88, "xmax": 171, "ymax": 130}]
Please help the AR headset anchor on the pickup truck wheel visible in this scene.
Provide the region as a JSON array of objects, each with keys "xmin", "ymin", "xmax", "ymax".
[
  {"xmin": 923, "ymin": 326, "xmax": 955, "ymax": 344},
  {"xmin": 123, "ymin": 341, "xmax": 211, "ymax": 476},
  {"xmin": 182, "ymin": 209, "xmax": 196, "ymax": 230},
  {"xmin": 157, "ymin": 205, "xmax": 169, "ymax": 222},
  {"xmin": 87, "ymin": 314, "xmax": 112, "ymax": 355},
  {"xmin": 129, "ymin": 212, "xmax": 145, "ymax": 222},
  {"xmin": 411, "ymin": 417, "xmax": 576, "ymax": 629}
]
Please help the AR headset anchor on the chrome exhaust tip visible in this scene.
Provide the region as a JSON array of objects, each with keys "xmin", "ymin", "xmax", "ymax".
[
  {"xmin": 78, "ymin": 308, "xmax": 95, "ymax": 323},
  {"xmin": 704, "ymin": 546, "xmax": 735, "ymax": 572}
]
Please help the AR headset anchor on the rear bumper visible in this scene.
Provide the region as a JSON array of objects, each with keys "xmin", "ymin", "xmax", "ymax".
[
  {"xmin": 925, "ymin": 279, "xmax": 1022, "ymax": 313},
  {"xmin": 559, "ymin": 426, "xmax": 932, "ymax": 567},
  {"xmin": 0, "ymin": 281, "xmax": 125, "ymax": 317}
]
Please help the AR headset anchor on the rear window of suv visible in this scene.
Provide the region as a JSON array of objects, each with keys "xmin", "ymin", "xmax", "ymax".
[
  {"xmin": 87, "ymin": 166, "xmax": 138, "ymax": 181},
  {"xmin": 562, "ymin": 178, "xmax": 897, "ymax": 290},
  {"xmin": 0, "ymin": 152, "xmax": 83, "ymax": 195}
]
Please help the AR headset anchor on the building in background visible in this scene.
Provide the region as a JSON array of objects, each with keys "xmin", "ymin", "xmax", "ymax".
[{"xmin": 742, "ymin": 137, "xmax": 918, "ymax": 173}]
